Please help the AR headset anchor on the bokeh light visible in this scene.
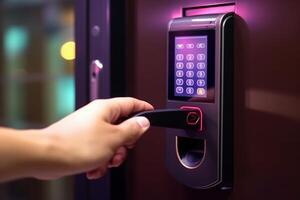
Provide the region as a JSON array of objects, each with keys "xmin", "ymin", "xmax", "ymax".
[{"xmin": 60, "ymin": 41, "xmax": 75, "ymax": 60}]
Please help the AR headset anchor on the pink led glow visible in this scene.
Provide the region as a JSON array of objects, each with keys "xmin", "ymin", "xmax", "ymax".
[
  {"xmin": 185, "ymin": 5, "xmax": 235, "ymax": 17},
  {"xmin": 171, "ymin": 8, "xmax": 182, "ymax": 19}
]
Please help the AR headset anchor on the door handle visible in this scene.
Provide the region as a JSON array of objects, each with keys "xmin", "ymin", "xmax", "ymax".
[
  {"xmin": 134, "ymin": 107, "xmax": 202, "ymax": 131},
  {"xmin": 90, "ymin": 59, "xmax": 103, "ymax": 100}
]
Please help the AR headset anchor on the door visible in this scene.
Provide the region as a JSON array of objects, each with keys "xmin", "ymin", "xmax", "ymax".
[
  {"xmin": 75, "ymin": 0, "xmax": 300, "ymax": 199},
  {"xmin": 75, "ymin": 0, "xmax": 127, "ymax": 199}
]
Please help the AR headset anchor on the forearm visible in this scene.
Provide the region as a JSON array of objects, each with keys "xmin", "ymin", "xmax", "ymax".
[
  {"xmin": 0, "ymin": 98, "xmax": 153, "ymax": 182},
  {"xmin": 0, "ymin": 127, "xmax": 63, "ymax": 182}
]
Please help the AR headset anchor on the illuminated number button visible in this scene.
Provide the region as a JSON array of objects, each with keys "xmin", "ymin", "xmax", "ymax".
[
  {"xmin": 176, "ymin": 44, "xmax": 184, "ymax": 49},
  {"xmin": 176, "ymin": 78, "xmax": 184, "ymax": 85},
  {"xmin": 186, "ymin": 62, "xmax": 194, "ymax": 69},
  {"xmin": 197, "ymin": 71, "xmax": 205, "ymax": 78},
  {"xmin": 176, "ymin": 70, "xmax": 184, "ymax": 77},
  {"xmin": 197, "ymin": 62, "xmax": 205, "ymax": 69},
  {"xmin": 186, "ymin": 43, "xmax": 194, "ymax": 49},
  {"xmin": 186, "ymin": 79, "xmax": 194, "ymax": 86},
  {"xmin": 197, "ymin": 79, "xmax": 205, "ymax": 87},
  {"xmin": 197, "ymin": 54, "xmax": 206, "ymax": 61},
  {"xmin": 186, "ymin": 87, "xmax": 194, "ymax": 95},
  {"xmin": 186, "ymin": 71, "xmax": 194, "ymax": 78},
  {"xmin": 176, "ymin": 62, "xmax": 184, "ymax": 69},
  {"xmin": 176, "ymin": 54, "xmax": 184, "ymax": 61},
  {"xmin": 196, "ymin": 43, "xmax": 205, "ymax": 48},
  {"xmin": 176, "ymin": 87, "xmax": 184, "ymax": 94},
  {"xmin": 186, "ymin": 54, "xmax": 194, "ymax": 61},
  {"xmin": 197, "ymin": 88, "xmax": 206, "ymax": 96}
]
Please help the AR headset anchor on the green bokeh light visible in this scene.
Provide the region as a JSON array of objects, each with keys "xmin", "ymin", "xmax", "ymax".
[
  {"xmin": 4, "ymin": 26, "xmax": 29, "ymax": 57},
  {"xmin": 55, "ymin": 76, "xmax": 75, "ymax": 118}
]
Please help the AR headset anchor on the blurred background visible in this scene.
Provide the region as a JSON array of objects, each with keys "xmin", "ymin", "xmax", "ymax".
[{"xmin": 0, "ymin": 0, "xmax": 75, "ymax": 199}]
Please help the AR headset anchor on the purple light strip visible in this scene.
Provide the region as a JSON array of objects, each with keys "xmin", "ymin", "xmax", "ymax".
[{"xmin": 185, "ymin": 5, "xmax": 235, "ymax": 17}]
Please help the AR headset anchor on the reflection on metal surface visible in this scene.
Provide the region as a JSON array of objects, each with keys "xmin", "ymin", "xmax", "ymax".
[
  {"xmin": 91, "ymin": 59, "xmax": 104, "ymax": 71},
  {"xmin": 176, "ymin": 136, "xmax": 206, "ymax": 170},
  {"xmin": 191, "ymin": 18, "xmax": 217, "ymax": 22},
  {"xmin": 246, "ymin": 89, "xmax": 300, "ymax": 121}
]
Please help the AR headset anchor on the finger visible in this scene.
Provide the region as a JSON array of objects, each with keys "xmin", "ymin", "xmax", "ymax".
[
  {"xmin": 126, "ymin": 143, "xmax": 136, "ymax": 149},
  {"xmin": 108, "ymin": 146, "xmax": 127, "ymax": 168},
  {"xmin": 86, "ymin": 167, "xmax": 108, "ymax": 180},
  {"xmin": 86, "ymin": 147, "xmax": 128, "ymax": 179},
  {"xmin": 102, "ymin": 97, "xmax": 154, "ymax": 122},
  {"xmin": 117, "ymin": 116, "xmax": 150, "ymax": 145}
]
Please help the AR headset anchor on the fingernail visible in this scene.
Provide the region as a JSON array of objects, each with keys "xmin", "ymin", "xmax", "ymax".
[
  {"xmin": 136, "ymin": 117, "xmax": 150, "ymax": 128},
  {"xmin": 110, "ymin": 155, "xmax": 123, "ymax": 167}
]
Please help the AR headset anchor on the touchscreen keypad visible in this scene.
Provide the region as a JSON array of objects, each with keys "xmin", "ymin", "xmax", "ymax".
[{"xmin": 174, "ymin": 36, "xmax": 208, "ymax": 97}]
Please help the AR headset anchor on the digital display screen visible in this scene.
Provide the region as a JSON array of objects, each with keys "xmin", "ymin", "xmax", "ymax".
[
  {"xmin": 168, "ymin": 30, "xmax": 215, "ymax": 102},
  {"xmin": 174, "ymin": 36, "xmax": 208, "ymax": 98}
]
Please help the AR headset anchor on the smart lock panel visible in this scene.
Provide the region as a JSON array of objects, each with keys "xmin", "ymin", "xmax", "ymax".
[{"xmin": 165, "ymin": 13, "xmax": 234, "ymax": 189}]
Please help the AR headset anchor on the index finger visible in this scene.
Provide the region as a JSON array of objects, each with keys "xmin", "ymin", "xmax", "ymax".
[{"xmin": 102, "ymin": 97, "xmax": 154, "ymax": 122}]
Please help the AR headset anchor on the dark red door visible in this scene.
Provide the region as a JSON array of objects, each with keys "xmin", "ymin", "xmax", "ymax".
[{"xmin": 125, "ymin": 0, "xmax": 300, "ymax": 199}]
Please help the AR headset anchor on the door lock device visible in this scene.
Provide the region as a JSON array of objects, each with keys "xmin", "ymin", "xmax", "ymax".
[{"xmin": 162, "ymin": 13, "xmax": 234, "ymax": 189}]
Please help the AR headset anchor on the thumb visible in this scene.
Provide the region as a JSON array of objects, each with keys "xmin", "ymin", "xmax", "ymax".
[{"xmin": 117, "ymin": 116, "xmax": 150, "ymax": 145}]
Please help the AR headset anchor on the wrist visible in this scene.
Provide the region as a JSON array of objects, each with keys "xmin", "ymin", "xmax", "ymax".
[
  {"xmin": 37, "ymin": 127, "xmax": 72, "ymax": 179},
  {"xmin": 22, "ymin": 128, "xmax": 68, "ymax": 179}
]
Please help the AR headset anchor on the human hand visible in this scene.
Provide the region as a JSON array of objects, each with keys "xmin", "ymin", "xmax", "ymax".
[{"xmin": 39, "ymin": 97, "xmax": 153, "ymax": 180}]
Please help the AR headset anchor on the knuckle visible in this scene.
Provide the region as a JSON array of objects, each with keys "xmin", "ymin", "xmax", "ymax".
[{"xmin": 90, "ymin": 99, "xmax": 103, "ymax": 106}]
